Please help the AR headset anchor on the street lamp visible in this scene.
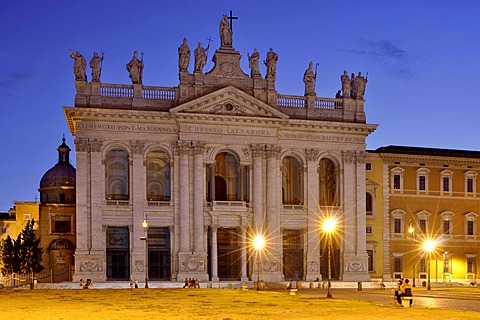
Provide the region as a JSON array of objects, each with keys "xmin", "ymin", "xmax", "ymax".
[
  {"xmin": 253, "ymin": 234, "xmax": 265, "ymax": 291},
  {"xmin": 408, "ymin": 223, "xmax": 416, "ymax": 287},
  {"xmin": 322, "ymin": 218, "xmax": 336, "ymax": 299},
  {"xmin": 423, "ymin": 239, "xmax": 436, "ymax": 291},
  {"xmin": 140, "ymin": 215, "xmax": 149, "ymax": 288}
]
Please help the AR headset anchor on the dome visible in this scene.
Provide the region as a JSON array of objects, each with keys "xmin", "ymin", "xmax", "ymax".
[
  {"xmin": 40, "ymin": 164, "xmax": 76, "ymax": 188},
  {"xmin": 40, "ymin": 137, "xmax": 76, "ymax": 188}
]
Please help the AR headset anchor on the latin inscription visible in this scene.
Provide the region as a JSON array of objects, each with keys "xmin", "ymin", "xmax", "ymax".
[
  {"xmin": 76, "ymin": 122, "xmax": 177, "ymax": 133},
  {"xmin": 187, "ymin": 126, "xmax": 274, "ymax": 136},
  {"xmin": 280, "ymin": 132, "xmax": 363, "ymax": 143}
]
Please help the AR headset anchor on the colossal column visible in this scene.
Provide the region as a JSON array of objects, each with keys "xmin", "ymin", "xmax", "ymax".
[
  {"xmin": 251, "ymin": 144, "xmax": 264, "ymax": 234},
  {"xmin": 305, "ymin": 148, "xmax": 321, "ymax": 281}
]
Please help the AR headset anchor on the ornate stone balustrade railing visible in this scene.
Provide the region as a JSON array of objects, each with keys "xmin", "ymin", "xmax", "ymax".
[
  {"xmin": 100, "ymin": 83, "xmax": 134, "ymax": 98},
  {"xmin": 142, "ymin": 86, "xmax": 176, "ymax": 100},
  {"xmin": 277, "ymin": 94, "xmax": 306, "ymax": 108},
  {"xmin": 314, "ymin": 97, "xmax": 343, "ymax": 110}
]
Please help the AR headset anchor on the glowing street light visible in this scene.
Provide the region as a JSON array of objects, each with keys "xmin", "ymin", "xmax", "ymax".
[
  {"xmin": 322, "ymin": 218, "xmax": 336, "ymax": 299},
  {"xmin": 253, "ymin": 234, "xmax": 265, "ymax": 291},
  {"xmin": 140, "ymin": 214, "xmax": 149, "ymax": 288},
  {"xmin": 423, "ymin": 239, "xmax": 436, "ymax": 291}
]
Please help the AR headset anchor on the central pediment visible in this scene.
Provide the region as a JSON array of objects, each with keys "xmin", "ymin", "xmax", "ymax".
[{"xmin": 170, "ymin": 86, "xmax": 289, "ymax": 119}]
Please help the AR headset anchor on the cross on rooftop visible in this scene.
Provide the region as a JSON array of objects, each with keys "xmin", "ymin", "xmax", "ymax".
[{"xmin": 228, "ymin": 10, "xmax": 238, "ymax": 30}]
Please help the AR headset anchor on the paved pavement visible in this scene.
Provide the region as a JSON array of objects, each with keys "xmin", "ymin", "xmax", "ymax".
[{"xmin": 295, "ymin": 288, "xmax": 480, "ymax": 313}]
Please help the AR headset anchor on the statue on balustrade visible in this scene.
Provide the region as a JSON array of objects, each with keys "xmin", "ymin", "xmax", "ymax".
[
  {"xmin": 194, "ymin": 42, "xmax": 209, "ymax": 73},
  {"xmin": 126, "ymin": 51, "xmax": 144, "ymax": 84},
  {"xmin": 264, "ymin": 48, "xmax": 278, "ymax": 79},
  {"xmin": 303, "ymin": 61, "xmax": 316, "ymax": 96},
  {"xmin": 219, "ymin": 14, "xmax": 232, "ymax": 47},
  {"xmin": 178, "ymin": 37, "xmax": 190, "ymax": 72},
  {"xmin": 350, "ymin": 72, "xmax": 356, "ymax": 98},
  {"xmin": 69, "ymin": 49, "xmax": 87, "ymax": 81},
  {"xmin": 352, "ymin": 72, "xmax": 367, "ymax": 100},
  {"xmin": 247, "ymin": 48, "xmax": 261, "ymax": 78},
  {"xmin": 341, "ymin": 70, "xmax": 351, "ymax": 98},
  {"xmin": 90, "ymin": 52, "xmax": 104, "ymax": 82}
]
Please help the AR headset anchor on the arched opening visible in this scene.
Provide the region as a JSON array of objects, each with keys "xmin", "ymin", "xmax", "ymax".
[
  {"xmin": 105, "ymin": 149, "xmax": 129, "ymax": 200},
  {"xmin": 208, "ymin": 152, "xmax": 241, "ymax": 201},
  {"xmin": 146, "ymin": 150, "xmax": 171, "ymax": 201},
  {"xmin": 319, "ymin": 158, "xmax": 338, "ymax": 206},
  {"xmin": 282, "ymin": 156, "xmax": 303, "ymax": 205}
]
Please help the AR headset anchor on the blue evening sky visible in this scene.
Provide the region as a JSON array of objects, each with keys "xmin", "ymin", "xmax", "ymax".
[{"xmin": 1, "ymin": 0, "xmax": 479, "ymax": 211}]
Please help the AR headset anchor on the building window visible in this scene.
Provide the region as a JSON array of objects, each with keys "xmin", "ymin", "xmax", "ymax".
[
  {"xmin": 318, "ymin": 158, "xmax": 338, "ymax": 206},
  {"xmin": 443, "ymin": 253, "xmax": 451, "ymax": 273},
  {"xmin": 390, "ymin": 167, "xmax": 404, "ymax": 192},
  {"xmin": 146, "ymin": 150, "xmax": 171, "ymax": 202},
  {"xmin": 366, "ymin": 163, "xmax": 372, "ymax": 171},
  {"xmin": 393, "ymin": 175, "xmax": 401, "ymax": 189},
  {"xmin": 464, "ymin": 212, "xmax": 478, "ymax": 238},
  {"xmin": 465, "ymin": 171, "xmax": 477, "ymax": 195},
  {"xmin": 416, "ymin": 168, "xmax": 429, "ymax": 193},
  {"xmin": 367, "ymin": 250, "xmax": 374, "ymax": 272},
  {"xmin": 366, "ymin": 192, "xmax": 373, "ymax": 215},
  {"xmin": 419, "ymin": 219, "xmax": 427, "ymax": 234},
  {"xmin": 105, "ymin": 148, "xmax": 130, "ymax": 201},
  {"xmin": 0, "ymin": 226, "xmax": 6, "ymax": 234},
  {"xmin": 440, "ymin": 211, "xmax": 454, "ymax": 235},
  {"xmin": 393, "ymin": 256, "xmax": 403, "ymax": 273},
  {"xmin": 282, "ymin": 156, "xmax": 304, "ymax": 205},
  {"xmin": 440, "ymin": 170, "xmax": 453, "ymax": 195},
  {"xmin": 51, "ymin": 215, "xmax": 72, "ymax": 234},
  {"xmin": 467, "ymin": 257, "xmax": 476, "ymax": 273},
  {"xmin": 366, "ymin": 225, "xmax": 372, "ymax": 234},
  {"xmin": 59, "ymin": 194, "xmax": 66, "ymax": 203},
  {"xmin": 23, "ymin": 214, "xmax": 31, "ymax": 221},
  {"xmin": 418, "ymin": 258, "xmax": 426, "ymax": 273},
  {"xmin": 391, "ymin": 210, "xmax": 406, "ymax": 235}
]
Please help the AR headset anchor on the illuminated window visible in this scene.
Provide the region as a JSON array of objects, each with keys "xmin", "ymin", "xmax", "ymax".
[
  {"xmin": 440, "ymin": 211, "xmax": 454, "ymax": 235},
  {"xmin": 465, "ymin": 171, "xmax": 477, "ymax": 195},
  {"xmin": 393, "ymin": 256, "xmax": 403, "ymax": 272},
  {"xmin": 467, "ymin": 256, "xmax": 476, "ymax": 273},
  {"xmin": 464, "ymin": 212, "xmax": 478, "ymax": 238},
  {"xmin": 391, "ymin": 209, "xmax": 406, "ymax": 235}
]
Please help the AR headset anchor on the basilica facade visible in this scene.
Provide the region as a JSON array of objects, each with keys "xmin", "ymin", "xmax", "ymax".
[{"xmin": 65, "ymin": 17, "xmax": 376, "ymax": 283}]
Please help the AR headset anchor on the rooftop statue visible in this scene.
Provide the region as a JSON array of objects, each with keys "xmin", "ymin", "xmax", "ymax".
[
  {"xmin": 303, "ymin": 61, "xmax": 316, "ymax": 96},
  {"xmin": 194, "ymin": 42, "xmax": 210, "ymax": 73},
  {"xmin": 248, "ymin": 48, "xmax": 261, "ymax": 78},
  {"xmin": 219, "ymin": 15, "xmax": 232, "ymax": 47},
  {"xmin": 178, "ymin": 37, "xmax": 190, "ymax": 72},
  {"xmin": 90, "ymin": 52, "xmax": 104, "ymax": 83},
  {"xmin": 264, "ymin": 48, "xmax": 278, "ymax": 79},
  {"xmin": 341, "ymin": 70, "xmax": 351, "ymax": 98},
  {"xmin": 126, "ymin": 51, "xmax": 144, "ymax": 84},
  {"xmin": 69, "ymin": 49, "xmax": 87, "ymax": 81},
  {"xmin": 352, "ymin": 72, "xmax": 367, "ymax": 100}
]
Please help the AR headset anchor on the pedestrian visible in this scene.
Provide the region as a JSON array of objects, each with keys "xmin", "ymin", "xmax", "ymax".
[
  {"xmin": 397, "ymin": 279, "xmax": 413, "ymax": 307},
  {"xmin": 183, "ymin": 278, "xmax": 189, "ymax": 288}
]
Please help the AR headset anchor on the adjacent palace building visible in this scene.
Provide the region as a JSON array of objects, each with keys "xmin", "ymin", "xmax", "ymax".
[{"xmin": 54, "ymin": 16, "xmax": 479, "ymax": 284}]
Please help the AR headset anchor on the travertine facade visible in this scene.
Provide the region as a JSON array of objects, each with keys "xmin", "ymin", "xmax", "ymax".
[{"xmin": 64, "ymin": 17, "xmax": 376, "ymax": 283}]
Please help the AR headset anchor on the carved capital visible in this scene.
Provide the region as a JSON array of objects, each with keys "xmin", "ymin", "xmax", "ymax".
[
  {"xmin": 74, "ymin": 137, "xmax": 89, "ymax": 152},
  {"xmin": 177, "ymin": 140, "xmax": 191, "ymax": 155},
  {"xmin": 356, "ymin": 151, "xmax": 367, "ymax": 164},
  {"xmin": 343, "ymin": 150, "xmax": 356, "ymax": 164},
  {"xmin": 265, "ymin": 144, "xmax": 281, "ymax": 159},
  {"xmin": 130, "ymin": 140, "xmax": 145, "ymax": 154},
  {"xmin": 305, "ymin": 148, "xmax": 319, "ymax": 162},
  {"xmin": 192, "ymin": 141, "xmax": 205, "ymax": 155},
  {"xmin": 251, "ymin": 144, "xmax": 265, "ymax": 158},
  {"xmin": 89, "ymin": 139, "xmax": 103, "ymax": 153}
]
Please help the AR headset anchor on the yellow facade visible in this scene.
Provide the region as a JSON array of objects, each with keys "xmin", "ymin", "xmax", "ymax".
[
  {"xmin": 0, "ymin": 202, "xmax": 39, "ymax": 241},
  {"xmin": 368, "ymin": 146, "xmax": 480, "ymax": 284}
]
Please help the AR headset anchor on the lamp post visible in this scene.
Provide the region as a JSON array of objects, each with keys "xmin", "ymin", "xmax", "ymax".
[
  {"xmin": 423, "ymin": 239, "xmax": 436, "ymax": 291},
  {"xmin": 408, "ymin": 223, "xmax": 416, "ymax": 287},
  {"xmin": 322, "ymin": 218, "xmax": 336, "ymax": 299},
  {"xmin": 141, "ymin": 214, "xmax": 149, "ymax": 288},
  {"xmin": 253, "ymin": 234, "xmax": 265, "ymax": 291}
]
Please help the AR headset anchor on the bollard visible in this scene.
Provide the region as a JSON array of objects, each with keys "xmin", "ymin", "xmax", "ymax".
[
  {"xmin": 227, "ymin": 283, "xmax": 233, "ymax": 289},
  {"xmin": 309, "ymin": 282, "xmax": 314, "ymax": 289},
  {"xmin": 357, "ymin": 282, "xmax": 362, "ymax": 291}
]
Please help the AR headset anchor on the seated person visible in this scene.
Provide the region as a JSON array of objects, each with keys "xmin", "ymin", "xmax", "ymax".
[
  {"xmin": 394, "ymin": 279, "xmax": 403, "ymax": 298},
  {"xmin": 396, "ymin": 279, "xmax": 413, "ymax": 307}
]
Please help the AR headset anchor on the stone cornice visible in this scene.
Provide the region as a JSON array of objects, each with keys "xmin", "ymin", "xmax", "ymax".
[{"xmin": 379, "ymin": 153, "xmax": 480, "ymax": 169}]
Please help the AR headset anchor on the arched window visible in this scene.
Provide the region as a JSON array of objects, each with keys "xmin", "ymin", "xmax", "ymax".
[
  {"xmin": 146, "ymin": 150, "xmax": 171, "ymax": 201},
  {"xmin": 319, "ymin": 158, "xmax": 337, "ymax": 206},
  {"xmin": 282, "ymin": 156, "xmax": 303, "ymax": 205},
  {"xmin": 105, "ymin": 149, "xmax": 129, "ymax": 200},
  {"xmin": 213, "ymin": 152, "xmax": 240, "ymax": 201}
]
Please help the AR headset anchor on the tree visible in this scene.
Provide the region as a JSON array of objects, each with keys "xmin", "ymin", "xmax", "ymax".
[
  {"xmin": 1, "ymin": 219, "xmax": 44, "ymax": 275},
  {"xmin": 0, "ymin": 235, "xmax": 19, "ymax": 274},
  {"xmin": 18, "ymin": 219, "xmax": 44, "ymax": 275}
]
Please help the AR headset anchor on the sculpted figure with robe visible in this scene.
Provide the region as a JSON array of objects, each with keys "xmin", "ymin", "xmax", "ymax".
[
  {"xmin": 126, "ymin": 51, "xmax": 143, "ymax": 84},
  {"xmin": 194, "ymin": 42, "xmax": 209, "ymax": 72},
  {"xmin": 178, "ymin": 37, "xmax": 190, "ymax": 72},
  {"xmin": 219, "ymin": 15, "xmax": 232, "ymax": 47},
  {"xmin": 341, "ymin": 70, "xmax": 351, "ymax": 98},
  {"xmin": 303, "ymin": 61, "xmax": 316, "ymax": 96},
  {"xmin": 264, "ymin": 48, "xmax": 278, "ymax": 79},
  {"xmin": 90, "ymin": 52, "xmax": 104, "ymax": 82},
  {"xmin": 69, "ymin": 49, "xmax": 87, "ymax": 81},
  {"xmin": 248, "ymin": 48, "xmax": 261, "ymax": 77}
]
